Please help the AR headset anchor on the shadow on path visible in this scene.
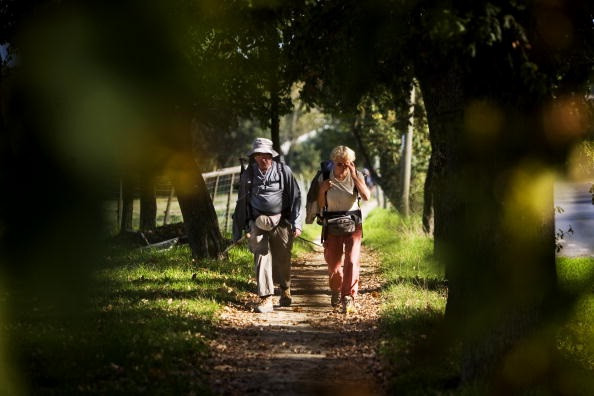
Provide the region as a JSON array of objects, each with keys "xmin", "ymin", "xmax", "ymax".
[{"xmin": 207, "ymin": 245, "xmax": 385, "ymax": 395}]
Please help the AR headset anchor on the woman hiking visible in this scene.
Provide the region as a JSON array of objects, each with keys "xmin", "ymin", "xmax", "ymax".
[{"xmin": 317, "ymin": 145, "xmax": 370, "ymax": 313}]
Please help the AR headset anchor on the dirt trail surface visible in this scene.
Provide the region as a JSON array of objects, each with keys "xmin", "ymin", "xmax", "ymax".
[{"xmin": 207, "ymin": 245, "xmax": 386, "ymax": 395}]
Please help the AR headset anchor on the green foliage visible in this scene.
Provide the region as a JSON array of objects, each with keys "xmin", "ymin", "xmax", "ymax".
[
  {"xmin": 568, "ymin": 140, "xmax": 594, "ymax": 180},
  {"xmin": 5, "ymin": 245, "xmax": 254, "ymax": 394},
  {"xmin": 311, "ymin": 122, "xmax": 360, "ymax": 162},
  {"xmin": 284, "ymin": 139, "xmax": 320, "ymax": 178},
  {"xmin": 355, "ymin": 88, "xmax": 431, "ymax": 210},
  {"xmin": 284, "ymin": 117, "xmax": 359, "ymax": 178}
]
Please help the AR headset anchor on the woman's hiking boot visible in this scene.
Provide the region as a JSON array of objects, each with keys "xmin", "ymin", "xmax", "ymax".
[
  {"xmin": 331, "ymin": 290, "xmax": 340, "ymax": 307},
  {"xmin": 279, "ymin": 288, "xmax": 292, "ymax": 307},
  {"xmin": 342, "ymin": 295, "xmax": 356, "ymax": 314},
  {"xmin": 256, "ymin": 295, "xmax": 274, "ymax": 313}
]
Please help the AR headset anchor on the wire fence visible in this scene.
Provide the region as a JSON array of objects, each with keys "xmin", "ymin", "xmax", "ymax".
[
  {"xmin": 204, "ymin": 166, "xmax": 241, "ymax": 234},
  {"xmin": 106, "ymin": 166, "xmax": 241, "ymax": 235},
  {"xmin": 106, "ymin": 165, "xmax": 385, "ymax": 236}
]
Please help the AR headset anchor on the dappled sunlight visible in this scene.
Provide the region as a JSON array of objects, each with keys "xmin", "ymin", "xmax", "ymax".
[
  {"xmin": 1, "ymin": 0, "xmax": 591, "ymax": 393},
  {"xmin": 2, "ymin": 245, "xmax": 254, "ymax": 394},
  {"xmin": 206, "ymin": 245, "xmax": 386, "ymax": 395}
]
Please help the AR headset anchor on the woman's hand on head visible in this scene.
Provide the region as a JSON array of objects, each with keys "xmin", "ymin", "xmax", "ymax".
[{"xmin": 345, "ymin": 161, "xmax": 357, "ymax": 177}]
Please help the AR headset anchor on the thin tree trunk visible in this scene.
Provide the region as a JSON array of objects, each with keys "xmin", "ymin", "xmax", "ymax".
[
  {"xmin": 399, "ymin": 84, "xmax": 415, "ymax": 216},
  {"xmin": 120, "ymin": 177, "xmax": 135, "ymax": 233},
  {"xmin": 139, "ymin": 172, "xmax": 157, "ymax": 231},
  {"xmin": 422, "ymin": 152, "xmax": 434, "ymax": 234},
  {"xmin": 270, "ymin": 78, "xmax": 281, "ymax": 155}
]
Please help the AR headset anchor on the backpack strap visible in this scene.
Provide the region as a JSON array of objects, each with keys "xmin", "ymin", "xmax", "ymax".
[
  {"xmin": 245, "ymin": 161, "xmax": 255, "ymax": 223},
  {"xmin": 277, "ymin": 161, "xmax": 291, "ymax": 221},
  {"xmin": 277, "ymin": 160, "xmax": 285, "ymax": 191}
]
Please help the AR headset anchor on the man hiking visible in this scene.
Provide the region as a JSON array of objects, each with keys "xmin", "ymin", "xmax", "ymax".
[{"xmin": 232, "ymin": 138, "xmax": 302, "ymax": 313}]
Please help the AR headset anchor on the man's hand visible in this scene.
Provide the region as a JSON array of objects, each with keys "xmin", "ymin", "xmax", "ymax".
[{"xmin": 293, "ymin": 228, "xmax": 302, "ymax": 238}]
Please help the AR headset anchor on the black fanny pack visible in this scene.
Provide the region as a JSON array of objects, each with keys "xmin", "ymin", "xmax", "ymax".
[{"xmin": 323, "ymin": 210, "xmax": 362, "ymax": 237}]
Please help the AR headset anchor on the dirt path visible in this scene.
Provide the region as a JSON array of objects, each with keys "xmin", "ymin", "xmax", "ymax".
[{"xmin": 207, "ymin": 245, "xmax": 386, "ymax": 395}]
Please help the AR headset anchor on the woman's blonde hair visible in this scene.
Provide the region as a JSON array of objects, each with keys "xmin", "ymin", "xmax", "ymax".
[{"xmin": 330, "ymin": 145, "xmax": 356, "ymax": 163}]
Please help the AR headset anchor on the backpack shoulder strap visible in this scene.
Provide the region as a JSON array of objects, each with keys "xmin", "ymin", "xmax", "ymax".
[
  {"xmin": 277, "ymin": 161, "xmax": 285, "ymax": 191},
  {"xmin": 278, "ymin": 161, "xmax": 293, "ymax": 220},
  {"xmin": 245, "ymin": 161, "xmax": 255, "ymax": 220}
]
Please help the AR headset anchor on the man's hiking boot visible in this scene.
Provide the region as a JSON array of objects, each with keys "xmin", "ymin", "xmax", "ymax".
[
  {"xmin": 256, "ymin": 295, "xmax": 274, "ymax": 313},
  {"xmin": 279, "ymin": 289, "xmax": 292, "ymax": 307},
  {"xmin": 331, "ymin": 290, "xmax": 340, "ymax": 307},
  {"xmin": 342, "ymin": 295, "xmax": 356, "ymax": 314}
]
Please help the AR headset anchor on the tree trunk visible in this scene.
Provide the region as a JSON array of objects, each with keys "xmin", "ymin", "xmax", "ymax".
[
  {"xmin": 422, "ymin": 151, "xmax": 434, "ymax": 234},
  {"xmin": 399, "ymin": 84, "xmax": 415, "ymax": 217},
  {"xmin": 418, "ymin": 59, "xmax": 558, "ymax": 387},
  {"xmin": 169, "ymin": 149, "xmax": 225, "ymax": 259},
  {"xmin": 270, "ymin": 78, "xmax": 281, "ymax": 155},
  {"xmin": 139, "ymin": 172, "xmax": 157, "ymax": 231},
  {"xmin": 119, "ymin": 177, "xmax": 135, "ymax": 233}
]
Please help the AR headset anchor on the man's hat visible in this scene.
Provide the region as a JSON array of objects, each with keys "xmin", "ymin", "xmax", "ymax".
[{"xmin": 248, "ymin": 137, "xmax": 279, "ymax": 157}]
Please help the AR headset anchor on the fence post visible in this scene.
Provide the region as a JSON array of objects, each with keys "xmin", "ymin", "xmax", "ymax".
[
  {"xmin": 163, "ymin": 186, "xmax": 174, "ymax": 225},
  {"xmin": 223, "ymin": 173, "xmax": 235, "ymax": 234},
  {"xmin": 212, "ymin": 175, "xmax": 220, "ymax": 200}
]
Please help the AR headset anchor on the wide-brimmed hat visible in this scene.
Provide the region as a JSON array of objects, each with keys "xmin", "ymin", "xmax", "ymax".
[{"xmin": 248, "ymin": 137, "xmax": 279, "ymax": 157}]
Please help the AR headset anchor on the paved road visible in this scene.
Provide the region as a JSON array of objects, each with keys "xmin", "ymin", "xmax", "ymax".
[{"xmin": 555, "ymin": 181, "xmax": 594, "ymax": 257}]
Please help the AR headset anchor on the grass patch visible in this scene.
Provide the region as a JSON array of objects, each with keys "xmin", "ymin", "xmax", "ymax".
[
  {"xmin": 556, "ymin": 257, "xmax": 594, "ymax": 371},
  {"xmin": 365, "ymin": 208, "xmax": 594, "ymax": 394},
  {"xmin": 4, "ymin": 244, "xmax": 254, "ymax": 395},
  {"xmin": 364, "ymin": 208, "xmax": 453, "ymax": 393}
]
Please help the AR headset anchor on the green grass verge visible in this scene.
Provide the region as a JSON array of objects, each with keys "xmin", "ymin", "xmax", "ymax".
[
  {"xmin": 5, "ymin": 244, "xmax": 255, "ymax": 395},
  {"xmin": 556, "ymin": 257, "xmax": 594, "ymax": 371},
  {"xmin": 365, "ymin": 208, "xmax": 594, "ymax": 394},
  {"xmin": 364, "ymin": 208, "xmax": 454, "ymax": 394},
  {"xmin": 3, "ymin": 225, "xmax": 318, "ymax": 395}
]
